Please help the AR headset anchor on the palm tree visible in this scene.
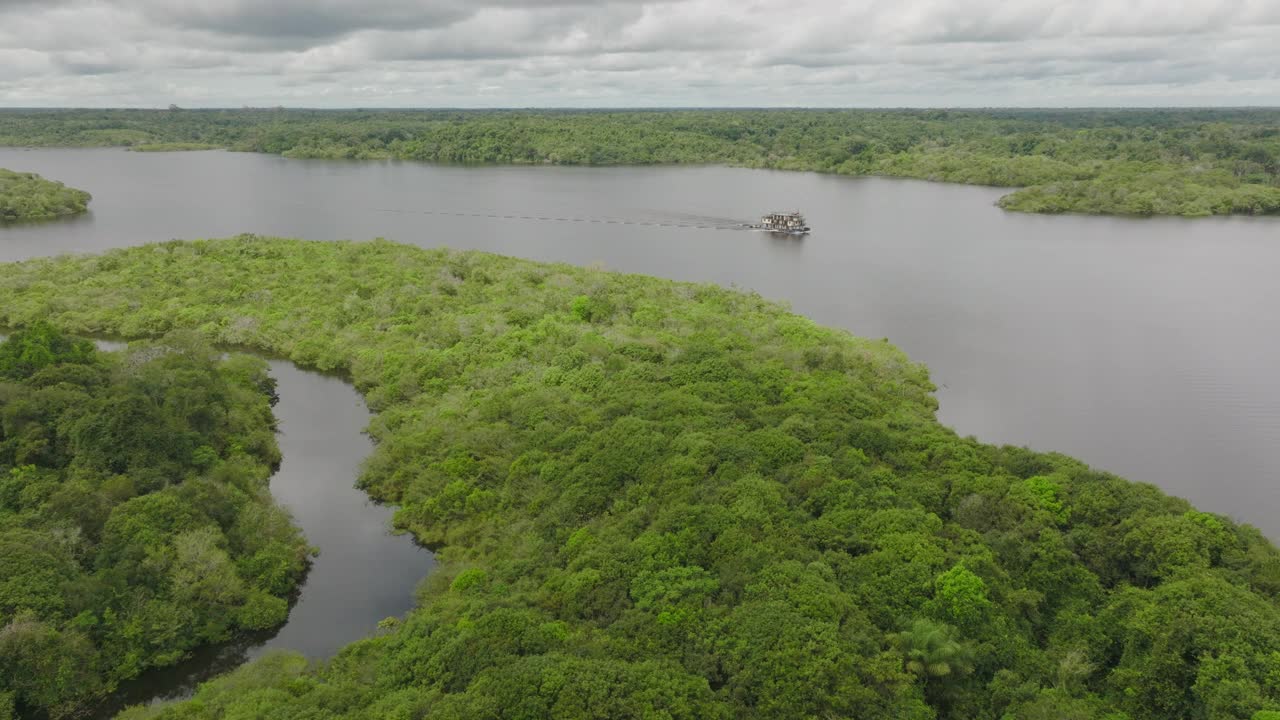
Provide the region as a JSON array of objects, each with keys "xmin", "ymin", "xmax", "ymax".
[{"xmin": 895, "ymin": 619, "xmax": 975, "ymax": 680}]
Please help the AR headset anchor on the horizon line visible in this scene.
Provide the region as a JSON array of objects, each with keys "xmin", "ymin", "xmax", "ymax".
[{"xmin": 2, "ymin": 105, "xmax": 1279, "ymax": 111}]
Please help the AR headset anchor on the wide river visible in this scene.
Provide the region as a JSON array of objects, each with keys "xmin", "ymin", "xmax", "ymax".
[{"xmin": 2, "ymin": 148, "xmax": 1278, "ymax": 544}]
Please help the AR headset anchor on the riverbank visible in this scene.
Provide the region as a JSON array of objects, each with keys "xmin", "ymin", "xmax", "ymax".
[
  {"xmin": 1, "ymin": 108, "xmax": 1277, "ymax": 217},
  {"xmin": 5, "ymin": 236, "xmax": 1280, "ymax": 719},
  {"xmin": 0, "ymin": 328, "xmax": 430, "ymax": 719},
  {"xmin": 1, "ymin": 148, "xmax": 1276, "ymax": 546},
  {"xmin": 0, "ymin": 167, "xmax": 91, "ymax": 222},
  {"xmin": 0, "ymin": 327, "xmax": 306, "ymax": 718},
  {"xmin": 90, "ymin": 357, "xmax": 431, "ymax": 719}
]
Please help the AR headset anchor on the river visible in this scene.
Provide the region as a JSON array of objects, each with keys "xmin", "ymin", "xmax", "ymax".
[{"xmin": 2, "ymin": 148, "xmax": 1278, "ymax": 541}]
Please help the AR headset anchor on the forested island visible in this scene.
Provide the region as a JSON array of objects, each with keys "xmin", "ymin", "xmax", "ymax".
[
  {"xmin": 3, "ymin": 236, "xmax": 1280, "ymax": 719},
  {"xmin": 0, "ymin": 325, "xmax": 310, "ymax": 719},
  {"xmin": 0, "ymin": 169, "xmax": 92, "ymax": 223},
  {"xmin": 1, "ymin": 108, "xmax": 1279, "ymax": 217}
]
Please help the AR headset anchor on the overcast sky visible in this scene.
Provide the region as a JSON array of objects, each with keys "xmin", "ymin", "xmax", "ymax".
[{"xmin": 0, "ymin": 0, "xmax": 1277, "ymax": 107}]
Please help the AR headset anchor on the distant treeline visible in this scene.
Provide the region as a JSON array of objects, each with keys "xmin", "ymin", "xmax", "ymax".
[
  {"xmin": 1, "ymin": 108, "xmax": 1279, "ymax": 217},
  {"xmin": 0, "ymin": 168, "xmax": 92, "ymax": 223}
]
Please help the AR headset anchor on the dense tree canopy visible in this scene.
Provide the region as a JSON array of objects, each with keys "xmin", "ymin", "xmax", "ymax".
[
  {"xmin": 0, "ymin": 169, "xmax": 91, "ymax": 223},
  {"xmin": 2, "ymin": 236, "xmax": 1280, "ymax": 719},
  {"xmin": 0, "ymin": 324, "xmax": 307, "ymax": 719},
  {"xmin": 1, "ymin": 108, "xmax": 1278, "ymax": 217}
]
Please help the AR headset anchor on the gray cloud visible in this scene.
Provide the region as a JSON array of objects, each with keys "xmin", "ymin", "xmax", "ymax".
[
  {"xmin": 0, "ymin": 0, "xmax": 1276, "ymax": 106},
  {"xmin": 135, "ymin": 0, "xmax": 473, "ymax": 40}
]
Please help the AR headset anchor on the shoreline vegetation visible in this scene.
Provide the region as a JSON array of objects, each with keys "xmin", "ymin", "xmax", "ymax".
[
  {"xmin": 0, "ymin": 108, "xmax": 1278, "ymax": 217},
  {"xmin": 0, "ymin": 168, "xmax": 92, "ymax": 223},
  {"xmin": 0, "ymin": 324, "xmax": 310, "ymax": 719},
  {"xmin": 4, "ymin": 236, "xmax": 1280, "ymax": 719},
  {"xmin": 128, "ymin": 142, "xmax": 221, "ymax": 153}
]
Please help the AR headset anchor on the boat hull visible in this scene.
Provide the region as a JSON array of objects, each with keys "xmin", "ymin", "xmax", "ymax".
[{"xmin": 746, "ymin": 224, "xmax": 810, "ymax": 235}]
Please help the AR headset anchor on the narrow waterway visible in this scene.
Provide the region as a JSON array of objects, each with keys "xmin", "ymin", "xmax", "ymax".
[{"xmin": 89, "ymin": 357, "xmax": 433, "ymax": 717}]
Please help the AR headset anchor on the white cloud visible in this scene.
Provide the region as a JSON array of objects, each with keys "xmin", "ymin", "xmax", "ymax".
[{"xmin": 0, "ymin": 0, "xmax": 1276, "ymax": 106}]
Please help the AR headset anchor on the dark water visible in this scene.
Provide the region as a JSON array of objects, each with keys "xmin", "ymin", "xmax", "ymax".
[
  {"xmin": 91, "ymin": 358, "xmax": 431, "ymax": 716},
  {"xmin": 252, "ymin": 362, "xmax": 430, "ymax": 657},
  {"xmin": 3, "ymin": 148, "xmax": 1280, "ymax": 546}
]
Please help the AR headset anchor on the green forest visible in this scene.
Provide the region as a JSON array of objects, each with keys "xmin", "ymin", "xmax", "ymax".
[
  {"xmin": 1, "ymin": 108, "xmax": 1279, "ymax": 216},
  {"xmin": 3, "ymin": 236, "xmax": 1280, "ymax": 719},
  {"xmin": 0, "ymin": 169, "xmax": 92, "ymax": 223},
  {"xmin": 0, "ymin": 324, "xmax": 309, "ymax": 719}
]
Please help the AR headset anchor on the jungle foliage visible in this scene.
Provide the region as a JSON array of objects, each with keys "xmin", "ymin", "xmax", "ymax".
[
  {"xmin": 2, "ymin": 236, "xmax": 1280, "ymax": 719},
  {"xmin": 1, "ymin": 108, "xmax": 1279, "ymax": 216},
  {"xmin": 0, "ymin": 169, "xmax": 91, "ymax": 223},
  {"xmin": 0, "ymin": 324, "xmax": 308, "ymax": 719}
]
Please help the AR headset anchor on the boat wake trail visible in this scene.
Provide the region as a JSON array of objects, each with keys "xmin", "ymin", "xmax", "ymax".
[
  {"xmin": 364, "ymin": 206, "xmax": 748, "ymax": 231},
  {"xmin": 657, "ymin": 211, "xmax": 751, "ymax": 227}
]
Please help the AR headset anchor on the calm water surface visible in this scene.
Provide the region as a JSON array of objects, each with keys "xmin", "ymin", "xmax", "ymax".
[{"xmin": 3, "ymin": 147, "xmax": 1279, "ymax": 545}]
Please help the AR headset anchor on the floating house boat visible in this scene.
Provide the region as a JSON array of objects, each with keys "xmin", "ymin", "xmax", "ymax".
[{"xmin": 750, "ymin": 211, "xmax": 810, "ymax": 235}]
